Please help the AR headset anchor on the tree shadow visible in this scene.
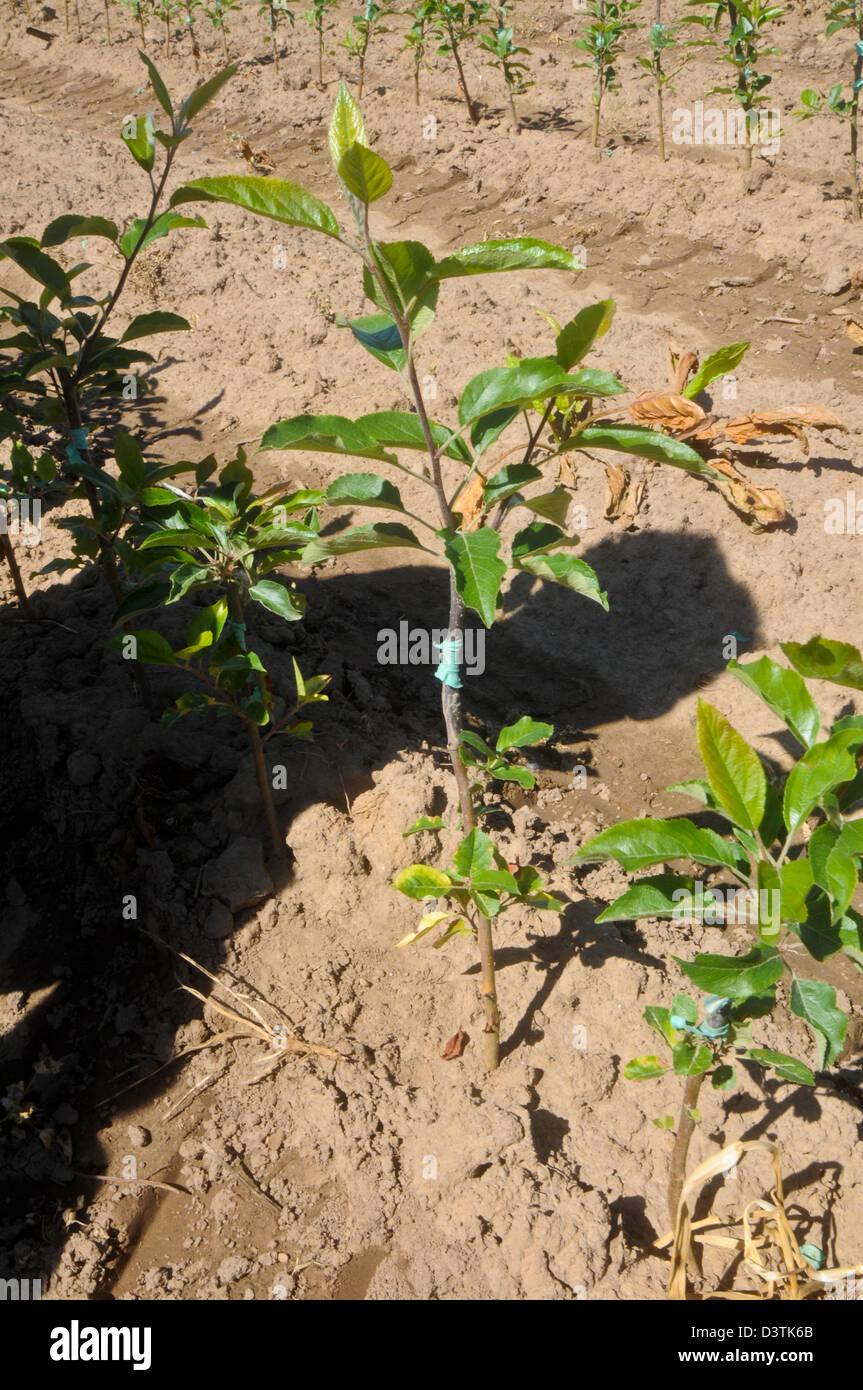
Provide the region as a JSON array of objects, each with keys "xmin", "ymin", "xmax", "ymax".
[{"xmin": 0, "ymin": 523, "xmax": 756, "ymax": 1292}]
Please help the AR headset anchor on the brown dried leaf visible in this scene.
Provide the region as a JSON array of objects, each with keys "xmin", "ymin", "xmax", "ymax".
[
  {"xmin": 628, "ymin": 391, "xmax": 706, "ymax": 434},
  {"xmin": 603, "ymin": 463, "xmax": 646, "ymax": 527},
  {"xmin": 721, "ymin": 407, "xmax": 846, "ymax": 447},
  {"xmin": 454, "ymin": 472, "xmax": 487, "ymax": 531},
  {"xmin": 441, "ymin": 1030, "xmax": 469, "ymax": 1061},
  {"xmin": 845, "ymin": 318, "xmax": 863, "ymax": 348},
  {"xmin": 558, "ymin": 456, "xmax": 578, "ymax": 489},
  {"xmin": 706, "ymin": 457, "xmax": 786, "ymax": 529}
]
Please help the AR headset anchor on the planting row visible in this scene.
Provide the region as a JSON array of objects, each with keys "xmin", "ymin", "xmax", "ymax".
[{"xmin": 8, "ymin": 0, "xmax": 863, "ymax": 214}]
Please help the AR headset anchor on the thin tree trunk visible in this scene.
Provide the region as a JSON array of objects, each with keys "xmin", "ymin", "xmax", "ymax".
[
  {"xmin": 668, "ymin": 1072, "xmax": 707, "ymax": 1225},
  {"xmin": 592, "ymin": 92, "xmax": 601, "ymax": 147},
  {"xmin": 657, "ymin": 82, "xmax": 665, "ymax": 161},
  {"xmin": 104, "ymin": 0, "xmax": 110, "ymax": 40},
  {"xmin": 318, "ymin": 28, "xmax": 323, "ymax": 84},
  {"xmin": 139, "ymin": 8, "xmax": 146, "ymax": 46},
  {"xmin": 0, "ymin": 532, "xmax": 31, "ymax": 612},
  {"xmin": 414, "ymin": 62, "xmax": 420, "ymax": 105},
  {"xmin": 508, "ymin": 87, "xmax": 520, "ymax": 134},
  {"xmin": 449, "ymin": 26, "xmax": 478, "ymax": 123},
  {"xmin": 227, "ymin": 589, "xmax": 287, "ymax": 862},
  {"xmin": 851, "ymin": 38, "xmax": 862, "ymax": 221}
]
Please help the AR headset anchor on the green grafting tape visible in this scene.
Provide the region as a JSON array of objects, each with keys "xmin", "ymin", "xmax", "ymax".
[
  {"xmin": 799, "ymin": 1244, "xmax": 824, "ymax": 1270},
  {"xmin": 435, "ymin": 636, "xmax": 463, "ymax": 690},
  {"xmin": 65, "ymin": 426, "xmax": 89, "ymax": 469},
  {"xmin": 670, "ymin": 995, "xmax": 730, "ymax": 1039}
]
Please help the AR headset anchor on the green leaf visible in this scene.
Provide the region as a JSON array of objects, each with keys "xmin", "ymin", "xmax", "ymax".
[
  {"xmin": 443, "ymin": 528, "xmax": 506, "ymax": 627},
  {"xmin": 563, "ymin": 424, "xmax": 717, "ymax": 476},
  {"xmin": 120, "ymin": 311, "xmax": 190, "ymax": 343},
  {"xmin": 555, "ymin": 300, "xmax": 615, "ymax": 370},
  {"xmin": 393, "ymin": 864, "xmax": 454, "ymax": 900},
  {"xmin": 781, "ymin": 636, "xmax": 863, "ymax": 693},
  {"xmin": 303, "ymin": 521, "xmax": 426, "ymax": 562},
  {"xmin": 712, "ymin": 1065, "xmax": 737, "ymax": 1091},
  {"xmin": 344, "ymin": 313, "xmax": 405, "ymax": 371},
  {"xmin": 179, "ymin": 62, "xmax": 237, "ymax": 124},
  {"xmin": 644, "ymin": 1005, "xmax": 677, "ymax": 1048},
  {"xmin": 403, "ymin": 816, "xmax": 446, "ymax": 836},
  {"xmin": 111, "ymin": 628, "xmax": 177, "ymax": 665},
  {"xmin": 783, "ymin": 735, "xmax": 859, "ymax": 836},
  {"xmin": 595, "ymin": 874, "xmax": 706, "ymax": 923},
  {"xmin": 789, "ymin": 977, "xmax": 847, "ymax": 1068},
  {"xmin": 114, "ymin": 431, "xmax": 146, "ymax": 489},
  {"xmin": 338, "ymin": 143, "xmax": 393, "ymax": 203},
  {"xmin": 328, "ymin": 81, "xmax": 366, "ymax": 170},
  {"xmin": 517, "ymin": 488, "xmax": 572, "ymax": 527},
  {"xmin": 122, "ymin": 113, "xmax": 155, "ymax": 172},
  {"xmin": 458, "ymin": 358, "xmax": 586, "ymax": 427},
  {"xmin": 570, "ymin": 818, "xmax": 747, "ymax": 875},
  {"xmin": 325, "ymin": 471, "xmax": 405, "ymax": 512},
  {"xmin": 0, "ymin": 239, "xmax": 70, "ymax": 298},
  {"xmin": 623, "ymin": 1056, "xmax": 667, "ymax": 1080},
  {"xmin": 696, "ymin": 699, "xmax": 766, "ymax": 835},
  {"xmin": 434, "ymin": 238, "xmax": 581, "ymax": 280},
  {"xmin": 511, "ymin": 522, "xmax": 578, "ymax": 560},
  {"xmin": 748, "ymin": 1048, "xmax": 816, "ymax": 1087},
  {"xmin": 248, "ymin": 580, "xmax": 305, "ymax": 621},
  {"xmin": 139, "ymin": 49, "xmax": 174, "ymax": 117},
  {"xmin": 728, "ymin": 655, "xmax": 821, "ymax": 750},
  {"xmin": 496, "ymin": 717, "xmax": 553, "ymax": 752},
  {"xmin": 357, "ymin": 411, "xmax": 472, "ymax": 463},
  {"xmin": 666, "ymin": 779, "xmax": 719, "ymax": 808},
  {"xmin": 41, "ymin": 215, "xmax": 119, "ymax": 248},
  {"xmin": 671, "ymin": 993, "xmax": 698, "ymax": 1025},
  {"xmin": 260, "ymin": 414, "xmax": 397, "ymax": 462},
  {"xmin": 672, "ymin": 1041, "xmax": 714, "ymax": 1076},
  {"xmin": 675, "ymin": 946, "xmax": 784, "ymax": 1002},
  {"xmin": 513, "ymin": 552, "xmax": 608, "ymax": 609},
  {"xmin": 483, "ymin": 462, "xmax": 543, "ymax": 506},
  {"xmin": 171, "ymin": 177, "xmax": 340, "ymax": 238},
  {"xmin": 119, "ymin": 211, "xmax": 206, "ymax": 259},
  {"xmin": 684, "ymin": 341, "xmax": 749, "ymax": 399}
]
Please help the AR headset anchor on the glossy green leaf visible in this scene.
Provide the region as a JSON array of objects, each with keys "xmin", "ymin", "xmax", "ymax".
[
  {"xmin": 595, "ymin": 874, "xmax": 705, "ymax": 923},
  {"xmin": 696, "ymin": 699, "xmax": 766, "ymax": 835},
  {"xmin": 41, "ymin": 215, "xmax": 119, "ymax": 248},
  {"xmin": 781, "ymin": 636, "xmax": 863, "ymax": 693},
  {"xmin": 675, "ymin": 946, "xmax": 784, "ymax": 1002},
  {"xmin": 248, "ymin": 580, "xmax": 305, "ymax": 621},
  {"xmin": 338, "ymin": 143, "xmax": 393, "ymax": 203},
  {"xmin": 783, "ymin": 735, "xmax": 859, "ymax": 836},
  {"xmin": 496, "ymin": 717, "xmax": 553, "ymax": 752},
  {"xmin": 728, "ymin": 655, "xmax": 821, "ymax": 750},
  {"xmin": 684, "ymin": 341, "xmax": 749, "ymax": 399},
  {"xmin": 623, "ymin": 1056, "xmax": 667, "ymax": 1080},
  {"xmin": 328, "ymin": 81, "xmax": 366, "ymax": 170},
  {"xmin": 570, "ymin": 817, "xmax": 747, "ymax": 874},
  {"xmin": 443, "ymin": 528, "xmax": 505, "ymax": 627},
  {"xmin": 747, "ymin": 1048, "xmax": 815, "ymax": 1087},
  {"xmin": 326, "ymin": 472, "xmax": 405, "ymax": 512},
  {"xmin": 513, "ymin": 552, "xmax": 608, "ymax": 608},
  {"xmin": 171, "ymin": 177, "xmax": 340, "ymax": 238},
  {"xmin": 303, "ymin": 521, "xmax": 427, "ymax": 562},
  {"xmin": 120, "ymin": 311, "xmax": 190, "ymax": 343},
  {"xmin": 563, "ymin": 424, "xmax": 717, "ymax": 475},
  {"xmin": 434, "ymin": 238, "xmax": 581, "ymax": 279},
  {"xmin": 260, "ymin": 414, "xmax": 397, "ymax": 462},
  {"xmin": 789, "ymin": 977, "xmax": 847, "ymax": 1068},
  {"xmin": 555, "ymin": 300, "xmax": 616, "ymax": 370}
]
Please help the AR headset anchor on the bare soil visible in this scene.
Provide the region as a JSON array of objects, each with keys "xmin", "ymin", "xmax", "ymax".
[{"xmin": 1, "ymin": 0, "xmax": 862, "ymax": 1301}]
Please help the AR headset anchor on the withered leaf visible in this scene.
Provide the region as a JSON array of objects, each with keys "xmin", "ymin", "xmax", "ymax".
[
  {"xmin": 706, "ymin": 457, "xmax": 786, "ymax": 529},
  {"xmin": 628, "ymin": 391, "xmax": 706, "ymax": 434},
  {"xmin": 441, "ymin": 1030, "xmax": 469, "ymax": 1060},
  {"xmin": 603, "ymin": 462, "xmax": 645, "ymax": 527},
  {"xmin": 845, "ymin": 318, "xmax": 863, "ymax": 348},
  {"xmin": 454, "ymin": 472, "xmax": 487, "ymax": 531},
  {"xmin": 721, "ymin": 407, "xmax": 846, "ymax": 450}
]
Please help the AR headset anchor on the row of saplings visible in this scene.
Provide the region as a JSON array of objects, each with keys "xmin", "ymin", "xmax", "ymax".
[
  {"xmin": 1, "ymin": 57, "xmax": 861, "ymax": 1295},
  {"xmin": 12, "ymin": 0, "xmax": 863, "ymax": 215}
]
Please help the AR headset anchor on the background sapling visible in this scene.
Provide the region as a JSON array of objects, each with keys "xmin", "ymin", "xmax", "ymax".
[
  {"xmin": 573, "ymin": 0, "xmax": 642, "ymax": 150},
  {"xmin": 571, "ymin": 650, "xmax": 863, "ymax": 1221},
  {"xmin": 259, "ymin": 0, "xmax": 295, "ymax": 74},
  {"xmin": 341, "ymin": 2, "xmax": 392, "ymax": 100},
  {"xmin": 305, "ymin": 0, "xmax": 338, "ymax": 85},
  {"xmin": 404, "ymin": 0, "xmax": 436, "ymax": 105},
  {"xmin": 478, "ymin": 2, "xmax": 533, "ymax": 134},
  {"xmin": 685, "ymin": 0, "xmax": 786, "ymax": 169},
  {"xmin": 203, "ymin": 0, "xmax": 242, "ymax": 59},
  {"xmin": 430, "ymin": 0, "xmax": 489, "ymax": 124},
  {"xmin": 794, "ymin": 1, "xmax": 863, "ymax": 221},
  {"xmin": 636, "ymin": 1, "xmax": 690, "ymax": 160}
]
